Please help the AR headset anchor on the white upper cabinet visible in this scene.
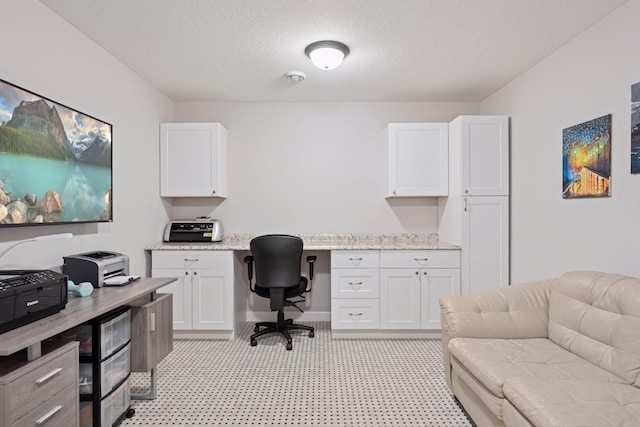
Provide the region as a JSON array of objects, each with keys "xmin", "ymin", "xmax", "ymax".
[
  {"xmin": 160, "ymin": 122, "xmax": 228, "ymax": 197},
  {"xmin": 450, "ymin": 116, "xmax": 509, "ymax": 196},
  {"xmin": 387, "ymin": 123, "xmax": 448, "ymax": 197}
]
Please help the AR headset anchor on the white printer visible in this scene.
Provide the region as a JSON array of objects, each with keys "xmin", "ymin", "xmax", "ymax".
[{"xmin": 63, "ymin": 251, "xmax": 129, "ymax": 287}]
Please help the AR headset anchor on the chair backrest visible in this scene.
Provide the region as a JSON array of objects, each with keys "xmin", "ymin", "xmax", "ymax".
[{"xmin": 250, "ymin": 234, "xmax": 303, "ymax": 289}]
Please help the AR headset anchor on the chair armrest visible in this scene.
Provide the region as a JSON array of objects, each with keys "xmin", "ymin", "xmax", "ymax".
[
  {"xmin": 306, "ymin": 255, "xmax": 317, "ymax": 280},
  {"xmin": 439, "ymin": 279, "xmax": 554, "ymax": 390},
  {"xmin": 304, "ymin": 255, "xmax": 317, "ymax": 292},
  {"xmin": 243, "ymin": 255, "xmax": 255, "ymax": 292}
]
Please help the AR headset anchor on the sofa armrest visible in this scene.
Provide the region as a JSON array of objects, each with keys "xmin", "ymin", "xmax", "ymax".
[{"xmin": 439, "ymin": 279, "xmax": 554, "ymax": 390}]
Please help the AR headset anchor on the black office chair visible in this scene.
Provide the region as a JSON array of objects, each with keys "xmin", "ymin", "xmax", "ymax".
[{"xmin": 243, "ymin": 234, "xmax": 316, "ymax": 350}]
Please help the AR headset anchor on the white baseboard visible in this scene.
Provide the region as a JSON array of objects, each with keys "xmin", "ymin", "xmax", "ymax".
[
  {"xmin": 331, "ymin": 329, "xmax": 442, "ymax": 339},
  {"xmin": 245, "ymin": 311, "xmax": 330, "ymax": 322},
  {"xmin": 173, "ymin": 330, "xmax": 234, "ymax": 340}
]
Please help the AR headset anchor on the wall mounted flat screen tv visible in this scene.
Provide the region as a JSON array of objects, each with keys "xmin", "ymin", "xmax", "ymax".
[{"xmin": 0, "ymin": 78, "xmax": 112, "ymax": 226}]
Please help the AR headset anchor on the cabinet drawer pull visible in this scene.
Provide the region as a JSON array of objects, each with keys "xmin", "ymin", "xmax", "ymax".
[
  {"xmin": 35, "ymin": 405, "xmax": 62, "ymax": 425},
  {"xmin": 35, "ymin": 367, "xmax": 63, "ymax": 385},
  {"xmin": 348, "ymin": 282, "xmax": 363, "ymax": 286},
  {"xmin": 413, "ymin": 258, "xmax": 428, "ymax": 262},
  {"xmin": 184, "ymin": 258, "xmax": 199, "ymax": 262},
  {"xmin": 348, "ymin": 257, "xmax": 363, "ymax": 261},
  {"xmin": 348, "ymin": 312, "xmax": 363, "ymax": 316},
  {"xmin": 149, "ymin": 312, "xmax": 156, "ymax": 332}
]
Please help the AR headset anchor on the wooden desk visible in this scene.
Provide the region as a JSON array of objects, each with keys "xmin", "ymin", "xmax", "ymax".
[{"xmin": 0, "ymin": 277, "xmax": 175, "ymax": 358}]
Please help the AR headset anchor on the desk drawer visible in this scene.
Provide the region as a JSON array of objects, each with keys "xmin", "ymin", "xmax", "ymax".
[
  {"xmin": 380, "ymin": 250, "xmax": 460, "ymax": 269},
  {"xmin": 331, "ymin": 250, "xmax": 379, "ymax": 269},
  {"xmin": 1, "ymin": 342, "xmax": 78, "ymax": 426},
  {"xmin": 331, "ymin": 269, "xmax": 379, "ymax": 299},
  {"xmin": 331, "ymin": 299, "xmax": 380, "ymax": 329},
  {"xmin": 152, "ymin": 250, "xmax": 232, "ymax": 270},
  {"xmin": 12, "ymin": 383, "xmax": 78, "ymax": 427}
]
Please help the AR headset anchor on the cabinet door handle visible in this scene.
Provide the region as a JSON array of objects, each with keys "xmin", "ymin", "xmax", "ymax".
[
  {"xmin": 423, "ymin": 271, "xmax": 427, "ymax": 276},
  {"xmin": 415, "ymin": 271, "xmax": 419, "ymax": 275},
  {"xmin": 35, "ymin": 367, "xmax": 62, "ymax": 385},
  {"xmin": 464, "ymin": 198, "xmax": 468, "ymax": 212},
  {"xmin": 193, "ymin": 271, "xmax": 198, "ymax": 276},
  {"xmin": 185, "ymin": 271, "xmax": 189, "ymax": 275},
  {"xmin": 184, "ymin": 258, "xmax": 199, "ymax": 262},
  {"xmin": 212, "ymin": 190, "xmax": 216, "ymax": 194},
  {"xmin": 35, "ymin": 405, "xmax": 62, "ymax": 425},
  {"xmin": 149, "ymin": 312, "xmax": 156, "ymax": 332}
]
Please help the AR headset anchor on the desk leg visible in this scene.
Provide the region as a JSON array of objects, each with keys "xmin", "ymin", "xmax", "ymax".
[
  {"xmin": 27, "ymin": 342, "xmax": 42, "ymax": 361},
  {"xmin": 131, "ymin": 367, "xmax": 157, "ymax": 400}
]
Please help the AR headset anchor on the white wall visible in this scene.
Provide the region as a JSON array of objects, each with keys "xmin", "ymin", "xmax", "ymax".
[
  {"xmin": 481, "ymin": 0, "xmax": 640, "ymax": 282},
  {"xmin": 172, "ymin": 101, "xmax": 479, "ymax": 234},
  {"xmin": 0, "ymin": 0, "xmax": 174, "ymax": 275}
]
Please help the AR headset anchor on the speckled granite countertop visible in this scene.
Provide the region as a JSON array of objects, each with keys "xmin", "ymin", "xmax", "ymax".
[{"xmin": 145, "ymin": 233, "xmax": 460, "ymax": 251}]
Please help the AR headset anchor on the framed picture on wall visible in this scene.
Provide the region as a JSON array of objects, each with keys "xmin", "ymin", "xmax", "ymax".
[
  {"xmin": 632, "ymin": 81, "xmax": 640, "ymax": 174},
  {"xmin": 562, "ymin": 114, "xmax": 612, "ymax": 199},
  {"xmin": 0, "ymin": 78, "xmax": 113, "ymax": 226}
]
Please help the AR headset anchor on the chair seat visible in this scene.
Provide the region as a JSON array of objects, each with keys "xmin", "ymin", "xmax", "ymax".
[{"xmin": 255, "ymin": 277, "xmax": 308, "ymax": 299}]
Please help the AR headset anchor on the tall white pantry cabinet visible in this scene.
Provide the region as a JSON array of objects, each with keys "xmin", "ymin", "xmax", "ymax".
[{"xmin": 438, "ymin": 116, "xmax": 510, "ymax": 295}]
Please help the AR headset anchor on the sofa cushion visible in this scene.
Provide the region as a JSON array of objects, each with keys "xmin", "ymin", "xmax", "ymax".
[
  {"xmin": 451, "ymin": 355, "xmax": 506, "ymax": 420},
  {"xmin": 548, "ymin": 271, "xmax": 640, "ymax": 385},
  {"xmin": 504, "ymin": 376, "xmax": 640, "ymax": 427},
  {"xmin": 448, "ymin": 337, "xmax": 626, "ymax": 399}
]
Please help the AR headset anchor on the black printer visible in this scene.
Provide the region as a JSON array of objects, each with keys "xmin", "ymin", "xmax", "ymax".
[{"xmin": 0, "ymin": 270, "xmax": 68, "ymax": 334}]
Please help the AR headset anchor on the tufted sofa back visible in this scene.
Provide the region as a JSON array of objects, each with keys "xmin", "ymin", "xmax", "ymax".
[{"xmin": 548, "ymin": 271, "xmax": 640, "ymax": 386}]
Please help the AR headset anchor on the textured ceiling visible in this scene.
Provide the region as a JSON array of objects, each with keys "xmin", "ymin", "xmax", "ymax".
[{"xmin": 39, "ymin": 0, "xmax": 627, "ymax": 102}]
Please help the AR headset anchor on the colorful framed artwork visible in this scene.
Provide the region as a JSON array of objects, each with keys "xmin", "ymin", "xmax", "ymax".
[
  {"xmin": 632, "ymin": 81, "xmax": 640, "ymax": 174},
  {"xmin": 562, "ymin": 114, "xmax": 611, "ymax": 199},
  {"xmin": 0, "ymin": 78, "xmax": 112, "ymax": 226}
]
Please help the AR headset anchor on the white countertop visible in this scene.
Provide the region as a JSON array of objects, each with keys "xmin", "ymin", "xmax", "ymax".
[{"xmin": 145, "ymin": 233, "xmax": 460, "ymax": 251}]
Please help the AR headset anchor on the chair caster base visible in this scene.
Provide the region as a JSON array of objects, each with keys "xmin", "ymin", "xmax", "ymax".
[
  {"xmin": 309, "ymin": 331, "xmax": 314, "ymax": 338},
  {"xmin": 286, "ymin": 342, "xmax": 292, "ymax": 351},
  {"xmin": 250, "ymin": 338, "xmax": 257, "ymax": 346}
]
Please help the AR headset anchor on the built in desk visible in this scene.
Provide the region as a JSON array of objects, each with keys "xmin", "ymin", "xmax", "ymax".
[{"xmin": 146, "ymin": 234, "xmax": 461, "ymax": 338}]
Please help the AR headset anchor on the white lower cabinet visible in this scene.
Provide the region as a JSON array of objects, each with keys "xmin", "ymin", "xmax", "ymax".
[
  {"xmin": 152, "ymin": 251, "xmax": 233, "ymax": 330},
  {"xmin": 419, "ymin": 268, "xmax": 460, "ymax": 329},
  {"xmin": 380, "ymin": 268, "xmax": 421, "ymax": 329},
  {"xmin": 380, "ymin": 250, "xmax": 460, "ymax": 330},
  {"xmin": 330, "ymin": 249, "xmax": 460, "ymax": 331},
  {"xmin": 330, "ymin": 251, "xmax": 380, "ymax": 329}
]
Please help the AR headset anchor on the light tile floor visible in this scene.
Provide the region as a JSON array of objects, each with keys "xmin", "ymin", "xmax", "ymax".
[{"xmin": 124, "ymin": 322, "xmax": 472, "ymax": 426}]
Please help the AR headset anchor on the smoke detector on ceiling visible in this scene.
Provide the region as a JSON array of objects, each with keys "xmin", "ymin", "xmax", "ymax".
[{"xmin": 286, "ymin": 71, "xmax": 306, "ymax": 82}]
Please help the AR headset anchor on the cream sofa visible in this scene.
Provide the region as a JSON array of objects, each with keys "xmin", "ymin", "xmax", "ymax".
[{"xmin": 440, "ymin": 271, "xmax": 640, "ymax": 427}]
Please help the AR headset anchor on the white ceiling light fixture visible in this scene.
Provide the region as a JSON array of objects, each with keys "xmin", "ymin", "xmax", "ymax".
[{"xmin": 305, "ymin": 41, "xmax": 350, "ymax": 70}]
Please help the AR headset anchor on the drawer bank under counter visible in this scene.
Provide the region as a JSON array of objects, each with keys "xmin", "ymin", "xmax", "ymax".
[{"xmin": 146, "ymin": 234, "xmax": 460, "ymax": 339}]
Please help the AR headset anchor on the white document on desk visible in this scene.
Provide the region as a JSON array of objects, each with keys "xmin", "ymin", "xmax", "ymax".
[{"xmin": 103, "ymin": 275, "xmax": 140, "ymax": 286}]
